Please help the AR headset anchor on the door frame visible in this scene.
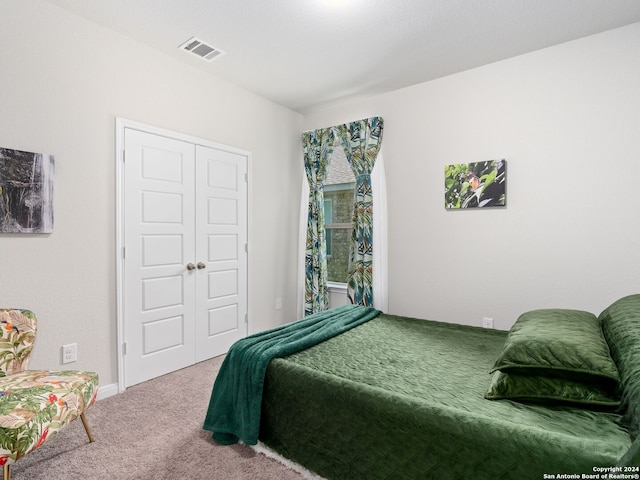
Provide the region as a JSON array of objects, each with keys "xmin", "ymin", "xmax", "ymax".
[{"xmin": 115, "ymin": 117, "xmax": 251, "ymax": 392}]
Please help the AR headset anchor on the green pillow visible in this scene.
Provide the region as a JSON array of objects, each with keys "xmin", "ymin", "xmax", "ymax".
[
  {"xmin": 600, "ymin": 294, "xmax": 640, "ymax": 439},
  {"xmin": 490, "ymin": 309, "xmax": 620, "ymax": 388},
  {"xmin": 485, "ymin": 371, "xmax": 620, "ymax": 408}
]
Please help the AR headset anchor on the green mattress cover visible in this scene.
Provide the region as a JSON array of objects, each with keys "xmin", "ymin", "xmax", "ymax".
[
  {"xmin": 203, "ymin": 304, "xmax": 380, "ymax": 445},
  {"xmin": 260, "ymin": 314, "xmax": 630, "ymax": 480}
]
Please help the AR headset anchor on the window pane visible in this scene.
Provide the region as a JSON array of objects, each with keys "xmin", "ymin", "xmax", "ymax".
[
  {"xmin": 326, "ymin": 227, "xmax": 350, "ymax": 283},
  {"xmin": 323, "ymin": 198, "xmax": 333, "ymax": 224},
  {"xmin": 324, "ymin": 199, "xmax": 333, "ymax": 256},
  {"xmin": 325, "ymin": 142, "xmax": 354, "ymax": 284}
]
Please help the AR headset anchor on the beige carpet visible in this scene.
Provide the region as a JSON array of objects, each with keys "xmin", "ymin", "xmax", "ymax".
[{"xmin": 12, "ymin": 356, "xmax": 306, "ymax": 479}]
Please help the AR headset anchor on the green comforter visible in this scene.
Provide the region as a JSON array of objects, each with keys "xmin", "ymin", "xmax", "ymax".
[
  {"xmin": 203, "ymin": 304, "xmax": 380, "ymax": 445},
  {"xmin": 260, "ymin": 313, "xmax": 631, "ymax": 480}
]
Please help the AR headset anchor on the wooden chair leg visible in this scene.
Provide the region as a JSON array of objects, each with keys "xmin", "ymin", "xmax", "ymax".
[
  {"xmin": 80, "ymin": 413, "xmax": 94, "ymax": 443},
  {"xmin": 3, "ymin": 464, "xmax": 10, "ymax": 480}
]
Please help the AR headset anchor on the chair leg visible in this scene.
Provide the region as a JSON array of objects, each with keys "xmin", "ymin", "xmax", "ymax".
[
  {"xmin": 80, "ymin": 413, "xmax": 94, "ymax": 443},
  {"xmin": 3, "ymin": 464, "xmax": 10, "ymax": 480}
]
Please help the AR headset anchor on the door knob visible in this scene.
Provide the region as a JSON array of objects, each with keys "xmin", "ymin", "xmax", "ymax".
[
  {"xmin": 186, "ymin": 263, "xmax": 196, "ymax": 271},
  {"xmin": 197, "ymin": 262, "xmax": 206, "ymax": 270}
]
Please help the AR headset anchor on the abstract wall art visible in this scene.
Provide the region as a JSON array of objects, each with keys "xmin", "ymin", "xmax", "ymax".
[{"xmin": 0, "ymin": 147, "xmax": 54, "ymax": 233}]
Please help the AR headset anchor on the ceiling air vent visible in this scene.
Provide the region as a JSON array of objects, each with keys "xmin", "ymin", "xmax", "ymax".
[{"xmin": 179, "ymin": 37, "xmax": 225, "ymax": 62}]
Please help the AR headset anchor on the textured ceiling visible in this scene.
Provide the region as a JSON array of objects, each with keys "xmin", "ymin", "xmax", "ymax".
[{"xmin": 46, "ymin": 0, "xmax": 640, "ymax": 113}]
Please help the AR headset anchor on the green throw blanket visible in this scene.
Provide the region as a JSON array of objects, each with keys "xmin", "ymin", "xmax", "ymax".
[{"xmin": 203, "ymin": 304, "xmax": 381, "ymax": 445}]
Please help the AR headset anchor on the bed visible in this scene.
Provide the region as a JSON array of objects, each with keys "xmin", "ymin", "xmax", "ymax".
[{"xmin": 204, "ymin": 294, "xmax": 640, "ymax": 480}]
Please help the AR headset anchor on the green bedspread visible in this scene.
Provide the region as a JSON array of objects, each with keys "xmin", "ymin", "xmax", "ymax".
[
  {"xmin": 260, "ymin": 313, "xmax": 631, "ymax": 480},
  {"xmin": 203, "ymin": 304, "xmax": 380, "ymax": 445}
]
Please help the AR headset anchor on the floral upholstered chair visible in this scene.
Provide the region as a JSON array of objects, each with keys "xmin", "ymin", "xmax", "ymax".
[{"xmin": 0, "ymin": 309, "xmax": 98, "ymax": 480}]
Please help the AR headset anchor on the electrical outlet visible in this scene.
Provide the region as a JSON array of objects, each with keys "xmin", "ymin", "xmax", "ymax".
[
  {"xmin": 62, "ymin": 343, "xmax": 77, "ymax": 364},
  {"xmin": 482, "ymin": 317, "xmax": 494, "ymax": 329},
  {"xmin": 275, "ymin": 297, "xmax": 282, "ymax": 310}
]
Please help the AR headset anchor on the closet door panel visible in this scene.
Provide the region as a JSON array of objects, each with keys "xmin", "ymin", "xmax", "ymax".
[
  {"xmin": 123, "ymin": 128, "xmax": 197, "ymax": 387},
  {"xmin": 194, "ymin": 145, "xmax": 248, "ymax": 361}
]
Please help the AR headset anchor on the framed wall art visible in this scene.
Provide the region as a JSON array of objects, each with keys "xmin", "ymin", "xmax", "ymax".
[
  {"xmin": 444, "ymin": 159, "xmax": 506, "ymax": 209},
  {"xmin": 0, "ymin": 147, "xmax": 54, "ymax": 233}
]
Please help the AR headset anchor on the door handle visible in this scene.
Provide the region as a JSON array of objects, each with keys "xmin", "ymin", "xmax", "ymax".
[
  {"xmin": 186, "ymin": 263, "xmax": 196, "ymax": 271},
  {"xmin": 197, "ymin": 262, "xmax": 206, "ymax": 270}
]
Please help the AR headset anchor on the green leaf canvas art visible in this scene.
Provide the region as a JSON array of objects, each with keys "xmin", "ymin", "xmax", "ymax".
[{"xmin": 445, "ymin": 160, "xmax": 506, "ymax": 209}]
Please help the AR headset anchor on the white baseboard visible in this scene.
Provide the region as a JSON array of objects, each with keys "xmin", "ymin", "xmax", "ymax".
[{"xmin": 97, "ymin": 383, "xmax": 119, "ymax": 400}]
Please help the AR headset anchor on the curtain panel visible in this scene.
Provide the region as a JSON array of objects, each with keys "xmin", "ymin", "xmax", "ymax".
[
  {"xmin": 336, "ymin": 117, "xmax": 384, "ymax": 307},
  {"xmin": 302, "ymin": 127, "xmax": 335, "ymax": 316},
  {"xmin": 300, "ymin": 117, "xmax": 384, "ymax": 315}
]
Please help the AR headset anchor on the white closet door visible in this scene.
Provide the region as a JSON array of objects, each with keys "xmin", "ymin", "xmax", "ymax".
[
  {"xmin": 121, "ymin": 125, "xmax": 249, "ymax": 388},
  {"xmin": 194, "ymin": 145, "xmax": 248, "ymax": 361},
  {"xmin": 123, "ymin": 128, "xmax": 197, "ymax": 387}
]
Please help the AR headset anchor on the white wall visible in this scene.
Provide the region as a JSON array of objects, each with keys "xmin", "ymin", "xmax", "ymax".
[
  {"xmin": 2, "ymin": 2, "xmax": 638, "ymax": 393},
  {"xmin": 0, "ymin": 1, "xmax": 303, "ymax": 389},
  {"xmin": 304, "ymin": 23, "xmax": 640, "ymax": 330}
]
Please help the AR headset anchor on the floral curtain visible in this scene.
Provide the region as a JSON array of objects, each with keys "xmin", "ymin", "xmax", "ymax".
[
  {"xmin": 302, "ymin": 127, "xmax": 335, "ymax": 315},
  {"xmin": 336, "ymin": 117, "xmax": 384, "ymax": 306}
]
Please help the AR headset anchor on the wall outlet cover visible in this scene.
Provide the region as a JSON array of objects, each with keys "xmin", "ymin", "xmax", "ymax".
[
  {"xmin": 62, "ymin": 343, "xmax": 77, "ymax": 364},
  {"xmin": 482, "ymin": 317, "xmax": 494, "ymax": 329}
]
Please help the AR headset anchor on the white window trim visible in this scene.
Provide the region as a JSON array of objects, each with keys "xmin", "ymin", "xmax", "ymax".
[{"xmin": 327, "ymin": 281, "xmax": 348, "ymax": 293}]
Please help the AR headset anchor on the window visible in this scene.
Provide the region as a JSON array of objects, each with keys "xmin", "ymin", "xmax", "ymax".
[
  {"xmin": 323, "ymin": 198, "xmax": 333, "ymax": 257},
  {"xmin": 324, "ymin": 143, "xmax": 355, "ymax": 284}
]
